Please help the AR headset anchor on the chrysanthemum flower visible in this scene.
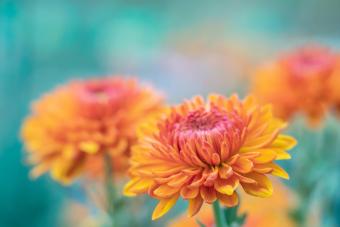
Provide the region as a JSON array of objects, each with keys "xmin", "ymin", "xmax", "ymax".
[
  {"xmin": 21, "ymin": 77, "xmax": 163, "ymax": 184},
  {"xmin": 169, "ymin": 180, "xmax": 297, "ymax": 227},
  {"xmin": 252, "ymin": 46, "xmax": 340, "ymax": 125},
  {"xmin": 124, "ymin": 94, "xmax": 296, "ymax": 220}
]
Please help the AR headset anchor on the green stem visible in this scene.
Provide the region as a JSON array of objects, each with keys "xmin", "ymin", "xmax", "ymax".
[
  {"xmin": 213, "ymin": 201, "xmax": 228, "ymax": 227},
  {"xmin": 104, "ymin": 153, "xmax": 115, "ymax": 227}
]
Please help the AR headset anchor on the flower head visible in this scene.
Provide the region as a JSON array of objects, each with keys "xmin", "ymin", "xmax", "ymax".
[
  {"xmin": 252, "ymin": 46, "xmax": 340, "ymax": 125},
  {"xmin": 124, "ymin": 94, "xmax": 296, "ymax": 220},
  {"xmin": 169, "ymin": 180, "xmax": 296, "ymax": 227},
  {"xmin": 21, "ymin": 77, "xmax": 163, "ymax": 184}
]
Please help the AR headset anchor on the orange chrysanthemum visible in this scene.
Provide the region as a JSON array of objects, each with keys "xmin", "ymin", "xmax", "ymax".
[
  {"xmin": 252, "ymin": 46, "xmax": 340, "ymax": 125},
  {"xmin": 21, "ymin": 77, "xmax": 163, "ymax": 184},
  {"xmin": 169, "ymin": 179, "xmax": 297, "ymax": 227},
  {"xmin": 124, "ymin": 94, "xmax": 296, "ymax": 220}
]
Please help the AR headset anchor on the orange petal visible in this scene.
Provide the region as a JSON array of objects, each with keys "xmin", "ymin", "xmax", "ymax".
[
  {"xmin": 189, "ymin": 173, "xmax": 206, "ymax": 188},
  {"xmin": 180, "ymin": 186, "xmax": 200, "ymax": 199},
  {"xmin": 241, "ymin": 173, "xmax": 273, "ymax": 198},
  {"xmin": 227, "ymin": 154, "xmax": 239, "ymax": 165},
  {"xmin": 232, "ymin": 157, "xmax": 253, "ymax": 174},
  {"xmin": 240, "ymin": 151, "xmax": 260, "ymax": 159},
  {"xmin": 220, "ymin": 141, "xmax": 230, "ymax": 161},
  {"xmin": 203, "ymin": 167, "xmax": 218, "ymax": 187},
  {"xmin": 145, "ymin": 165, "xmax": 185, "ymax": 177},
  {"xmin": 252, "ymin": 164, "xmax": 273, "ymax": 174},
  {"xmin": 188, "ymin": 196, "xmax": 204, "ymax": 217},
  {"xmin": 168, "ymin": 173, "xmax": 190, "ymax": 187},
  {"xmin": 217, "ymin": 192, "xmax": 239, "ymax": 207},
  {"xmin": 234, "ymin": 172, "xmax": 257, "ymax": 184},
  {"xmin": 152, "ymin": 194, "xmax": 179, "ymax": 220},
  {"xmin": 211, "ymin": 153, "xmax": 221, "ymax": 165},
  {"xmin": 197, "ymin": 142, "xmax": 214, "ymax": 164},
  {"xmin": 200, "ymin": 186, "xmax": 217, "ymax": 204},
  {"xmin": 153, "ymin": 184, "xmax": 179, "ymax": 198},
  {"xmin": 219, "ymin": 165, "xmax": 233, "ymax": 179}
]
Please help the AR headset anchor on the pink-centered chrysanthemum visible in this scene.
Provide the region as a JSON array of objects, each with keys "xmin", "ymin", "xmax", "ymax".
[
  {"xmin": 21, "ymin": 77, "xmax": 163, "ymax": 184},
  {"xmin": 252, "ymin": 46, "xmax": 340, "ymax": 125},
  {"xmin": 124, "ymin": 94, "xmax": 296, "ymax": 220}
]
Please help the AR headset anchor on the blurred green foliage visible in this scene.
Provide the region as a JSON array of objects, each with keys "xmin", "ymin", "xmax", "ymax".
[{"xmin": 288, "ymin": 116, "xmax": 340, "ymax": 226}]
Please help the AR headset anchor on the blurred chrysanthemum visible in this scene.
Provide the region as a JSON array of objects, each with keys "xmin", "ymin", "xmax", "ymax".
[
  {"xmin": 21, "ymin": 77, "xmax": 163, "ymax": 184},
  {"xmin": 169, "ymin": 179, "xmax": 297, "ymax": 227},
  {"xmin": 252, "ymin": 46, "xmax": 340, "ymax": 125},
  {"xmin": 124, "ymin": 94, "xmax": 296, "ymax": 220}
]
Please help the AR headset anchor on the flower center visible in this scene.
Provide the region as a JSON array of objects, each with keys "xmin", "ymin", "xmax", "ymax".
[
  {"xmin": 74, "ymin": 80, "xmax": 128, "ymax": 118},
  {"xmin": 83, "ymin": 82, "xmax": 114, "ymax": 101},
  {"xmin": 282, "ymin": 48, "xmax": 335, "ymax": 79},
  {"xmin": 179, "ymin": 108, "xmax": 228, "ymax": 131},
  {"xmin": 169, "ymin": 107, "xmax": 245, "ymax": 145}
]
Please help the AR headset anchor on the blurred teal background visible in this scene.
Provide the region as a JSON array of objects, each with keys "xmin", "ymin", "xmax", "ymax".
[{"xmin": 1, "ymin": 0, "xmax": 340, "ymax": 226}]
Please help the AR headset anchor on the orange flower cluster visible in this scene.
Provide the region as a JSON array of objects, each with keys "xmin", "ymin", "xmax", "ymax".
[
  {"xmin": 21, "ymin": 77, "xmax": 163, "ymax": 184},
  {"xmin": 124, "ymin": 94, "xmax": 296, "ymax": 220},
  {"xmin": 169, "ymin": 180, "xmax": 297, "ymax": 227},
  {"xmin": 252, "ymin": 46, "xmax": 340, "ymax": 125}
]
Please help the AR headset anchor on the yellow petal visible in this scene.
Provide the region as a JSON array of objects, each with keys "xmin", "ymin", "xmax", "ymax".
[
  {"xmin": 268, "ymin": 163, "xmax": 289, "ymax": 179},
  {"xmin": 51, "ymin": 157, "xmax": 83, "ymax": 185},
  {"xmin": 275, "ymin": 149, "xmax": 291, "ymax": 160},
  {"xmin": 51, "ymin": 164, "xmax": 71, "ymax": 185},
  {"xmin": 216, "ymin": 185, "xmax": 233, "ymax": 196},
  {"xmin": 214, "ymin": 176, "xmax": 239, "ymax": 196},
  {"xmin": 241, "ymin": 173, "xmax": 273, "ymax": 198},
  {"xmin": 79, "ymin": 141, "xmax": 99, "ymax": 154},
  {"xmin": 252, "ymin": 149, "xmax": 277, "ymax": 164},
  {"xmin": 152, "ymin": 194, "xmax": 179, "ymax": 220},
  {"xmin": 188, "ymin": 196, "xmax": 204, "ymax": 217},
  {"xmin": 242, "ymin": 130, "xmax": 279, "ymax": 150},
  {"xmin": 272, "ymin": 135, "xmax": 297, "ymax": 150},
  {"xmin": 123, "ymin": 178, "xmax": 152, "ymax": 196}
]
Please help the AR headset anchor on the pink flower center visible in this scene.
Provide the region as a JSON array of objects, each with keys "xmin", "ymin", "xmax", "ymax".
[
  {"xmin": 167, "ymin": 107, "xmax": 245, "ymax": 145},
  {"xmin": 282, "ymin": 47, "xmax": 336, "ymax": 79},
  {"xmin": 178, "ymin": 108, "xmax": 230, "ymax": 131},
  {"xmin": 81, "ymin": 82, "xmax": 116, "ymax": 102},
  {"xmin": 74, "ymin": 79, "xmax": 130, "ymax": 118}
]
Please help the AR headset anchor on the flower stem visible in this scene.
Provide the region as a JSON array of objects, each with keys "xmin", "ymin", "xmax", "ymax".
[
  {"xmin": 104, "ymin": 153, "xmax": 116, "ymax": 227},
  {"xmin": 213, "ymin": 201, "xmax": 228, "ymax": 227}
]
